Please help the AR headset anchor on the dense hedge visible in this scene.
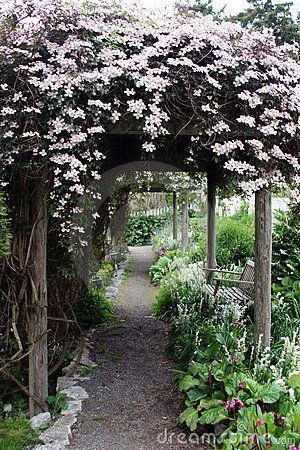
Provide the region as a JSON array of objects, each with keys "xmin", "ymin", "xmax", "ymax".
[
  {"xmin": 126, "ymin": 215, "xmax": 169, "ymax": 246},
  {"xmin": 216, "ymin": 217, "xmax": 254, "ymax": 267}
]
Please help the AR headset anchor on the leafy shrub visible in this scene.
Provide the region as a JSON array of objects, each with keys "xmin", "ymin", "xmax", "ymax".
[
  {"xmin": 216, "ymin": 217, "xmax": 254, "ymax": 267},
  {"xmin": 178, "ymin": 326, "xmax": 300, "ymax": 449},
  {"xmin": 0, "ymin": 192, "xmax": 11, "ymax": 260},
  {"xmin": 272, "ymin": 206, "xmax": 300, "ymax": 283},
  {"xmin": 73, "ymin": 287, "xmax": 113, "ymax": 330},
  {"xmin": 272, "ymin": 277, "xmax": 300, "ymax": 343},
  {"xmin": 149, "ymin": 255, "xmax": 172, "ymax": 283},
  {"xmin": 46, "ymin": 392, "xmax": 68, "ymax": 417},
  {"xmin": 97, "ymin": 261, "xmax": 115, "ymax": 287},
  {"xmin": 153, "ymin": 283, "xmax": 174, "ymax": 320},
  {"xmin": 127, "ymin": 215, "xmax": 169, "ymax": 246}
]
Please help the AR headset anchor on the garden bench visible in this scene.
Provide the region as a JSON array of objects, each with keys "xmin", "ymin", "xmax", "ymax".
[{"xmin": 204, "ymin": 260, "xmax": 255, "ymax": 302}]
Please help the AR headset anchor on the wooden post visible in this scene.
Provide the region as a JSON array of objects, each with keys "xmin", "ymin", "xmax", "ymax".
[
  {"xmin": 173, "ymin": 192, "xmax": 178, "ymax": 241},
  {"xmin": 182, "ymin": 192, "xmax": 188, "ymax": 249},
  {"xmin": 206, "ymin": 174, "xmax": 216, "ymax": 280},
  {"xmin": 254, "ymin": 187, "xmax": 272, "ymax": 349},
  {"xmin": 28, "ymin": 172, "xmax": 48, "ymax": 417}
]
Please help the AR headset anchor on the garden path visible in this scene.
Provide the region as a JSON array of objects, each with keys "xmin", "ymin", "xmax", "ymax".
[{"xmin": 69, "ymin": 246, "xmax": 205, "ymax": 450}]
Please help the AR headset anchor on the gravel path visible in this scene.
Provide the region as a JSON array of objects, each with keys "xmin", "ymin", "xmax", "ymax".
[{"xmin": 69, "ymin": 246, "xmax": 206, "ymax": 450}]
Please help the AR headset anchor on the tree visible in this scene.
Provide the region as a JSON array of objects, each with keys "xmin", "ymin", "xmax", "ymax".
[{"xmin": 232, "ymin": 0, "xmax": 300, "ymax": 45}]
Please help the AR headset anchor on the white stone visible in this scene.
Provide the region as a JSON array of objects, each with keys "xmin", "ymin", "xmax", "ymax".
[
  {"xmin": 33, "ymin": 443, "xmax": 65, "ymax": 450},
  {"xmin": 3, "ymin": 404, "xmax": 12, "ymax": 413},
  {"xmin": 56, "ymin": 376, "xmax": 78, "ymax": 392},
  {"xmin": 30, "ymin": 412, "xmax": 52, "ymax": 430},
  {"xmin": 60, "ymin": 386, "xmax": 88, "ymax": 401},
  {"xmin": 61, "ymin": 400, "xmax": 82, "ymax": 416},
  {"xmin": 40, "ymin": 413, "xmax": 77, "ymax": 445}
]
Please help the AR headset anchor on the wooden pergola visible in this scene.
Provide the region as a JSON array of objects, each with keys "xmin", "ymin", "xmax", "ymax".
[{"xmin": 103, "ymin": 124, "xmax": 272, "ymax": 348}]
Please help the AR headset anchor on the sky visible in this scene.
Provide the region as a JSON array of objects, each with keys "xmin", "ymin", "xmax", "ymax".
[{"xmin": 125, "ymin": 0, "xmax": 300, "ymax": 16}]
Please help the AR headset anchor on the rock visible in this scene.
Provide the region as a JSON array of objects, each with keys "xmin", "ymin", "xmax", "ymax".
[
  {"xmin": 40, "ymin": 413, "xmax": 77, "ymax": 445},
  {"xmin": 56, "ymin": 376, "xmax": 78, "ymax": 392},
  {"xmin": 30, "ymin": 412, "xmax": 52, "ymax": 430},
  {"xmin": 60, "ymin": 385, "xmax": 89, "ymax": 401},
  {"xmin": 61, "ymin": 400, "xmax": 82, "ymax": 416},
  {"xmin": 3, "ymin": 404, "xmax": 12, "ymax": 413},
  {"xmin": 79, "ymin": 356, "xmax": 96, "ymax": 367},
  {"xmin": 33, "ymin": 443, "xmax": 65, "ymax": 450}
]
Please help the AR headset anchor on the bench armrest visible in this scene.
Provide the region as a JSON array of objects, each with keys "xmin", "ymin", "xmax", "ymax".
[
  {"xmin": 214, "ymin": 278, "xmax": 254, "ymax": 285},
  {"xmin": 204, "ymin": 268, "xmax": 242, "ymax": 276}
]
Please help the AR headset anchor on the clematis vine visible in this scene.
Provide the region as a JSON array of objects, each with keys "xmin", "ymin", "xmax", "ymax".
[{"xmin": 0, "ymin": 0, "xmax": 299, "ymax": 236}]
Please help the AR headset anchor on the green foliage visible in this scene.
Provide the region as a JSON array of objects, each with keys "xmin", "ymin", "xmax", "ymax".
[
  {"xmin": 0, "ymin": 192, "xmax": 11, "ymax": 260},
  {"xmin": 149, "ymin": 255, "xmax": 173, "ymax": 283},
  {"xmin": 272, "ymin": 207, "xmax": 300, "ymax": 284},
  {"xmin": 0, "ymin": 415, "xmax": 38, "ymax": 450},
  {"xmin": 216, "ymin": 217, "xmax": 254, "ymax": 267},
  {"xmin": 232, "ymin": 0, "xmax": 300, "ymax": 45},
  {"xmin": 153, "ymin": 283, "xmax": 173, "ymax": 320},
  {"xmin": 126, "ymin": 215, "xmax": 169, "ymax": 246},
  {"xmin": 178, "ymin": 325, "xmax": 300, "ymax": 448},
  {"xmin": 272, "ymin": 277, "xmax": 300, "ymax": 342},
  {"xmin": 97, "ymin": 261, "xmax": 115, "ymax": 287},
  {"xmin": 73, "ymin": 287, "xmax": 113, "ymax": 330},
  {"xmin": 46, "ymin": 392, "xmax": 68, "ymax": 417}
]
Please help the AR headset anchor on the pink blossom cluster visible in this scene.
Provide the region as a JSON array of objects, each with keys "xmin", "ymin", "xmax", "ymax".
[
  {"xmin": 224, "ymin": 397, "xmax": 243, "ymax": 411},
  {"xmin": 0, "ymin": 0, "xmax": 299, "ymax": 236}
]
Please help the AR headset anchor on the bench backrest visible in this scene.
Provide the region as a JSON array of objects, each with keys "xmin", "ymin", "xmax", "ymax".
[{"xmin": 240, "ymin": 260, "xmax": 255, "ymax": 292}]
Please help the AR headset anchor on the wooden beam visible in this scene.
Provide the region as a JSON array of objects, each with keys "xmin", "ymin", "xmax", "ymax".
[
  {"xmin": 28, "ymin": 172, "xmax": 48, "ymax": 417},
  {"xmin": 206, "ymin": 174, "xmax": 216, "ymax": 280},
  {"xmin": 182, "ymin": 192, "xmax": 188, "ymax": 249},
  {"xmin": 254, "ymin": 187, "xmax": 272, "ymax": 349},
  {"xmin": 173, "ymin": 192, "xmax": 178, "ymax": 241}
]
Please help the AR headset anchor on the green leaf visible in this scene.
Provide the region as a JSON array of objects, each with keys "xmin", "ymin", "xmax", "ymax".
[
  {"xmin": 179, "ymin": 406, "xmax": 198, "ymax": 431},
  {"xmin": 187, "ymin": 386, "xmax": 208, "ymax": 403},
  {"xmin": 198, "ymin": 398, "xmax": 224, "ymax": 411},
  {"xmin": 188, "ymin": 361, "xmax": 206, "ymax": 378},
  {"xmin": 286, "ymin": 402, "xmax": 300, "ymax": 432},
  {"xmin": 199, "ymin": 406, "xmax": 228, "ymax": 425},
  {"xmin": 289, "ymin": 373, "xmax": 300, "ymax": 389},
  {"xmin": 258, "ymin": 383, "xmax": 282, "ymax": 404},
  {"xmin": 245, "ymin": 378, "xmax": 259, "ymax": 397},
  {"xmin": 225, "ymin": 373, "xmax": 248, "ymax": 396},
  {"xmin": 179, "ymin": 375, "xmax": 200, "ymax": 391}
]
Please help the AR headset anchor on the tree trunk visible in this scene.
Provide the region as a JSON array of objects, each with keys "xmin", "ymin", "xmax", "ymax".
[
  {"xmin": 206, "ymin": 174, "xmax": 216, "ymax": 280},
  {"xmin": 254, "ymin": 187, "xmax": 272, "ymax": 349},
  {"xmin": 173, "ymin": 192, "xmax": 178, "ymax": 241},
  {"xmin": 182, "ymin": 192, "xmax": 188, "ymax": 249}
]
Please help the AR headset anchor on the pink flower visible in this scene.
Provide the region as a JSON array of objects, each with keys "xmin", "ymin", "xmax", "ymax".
[
  {"xmin": 249, "ymin": 434, "xmax": 256, "ymax": 441},
  {"xmin": 238, "ymin": 381, "xmax": 245, "ymax": 390},
  {"xmin": 224, "ymin": 397, "xmax": 243, "ymax": 411},
  {"xmin": 256, "ymin": 419, "xmax": 264, "ymax": 426}
]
